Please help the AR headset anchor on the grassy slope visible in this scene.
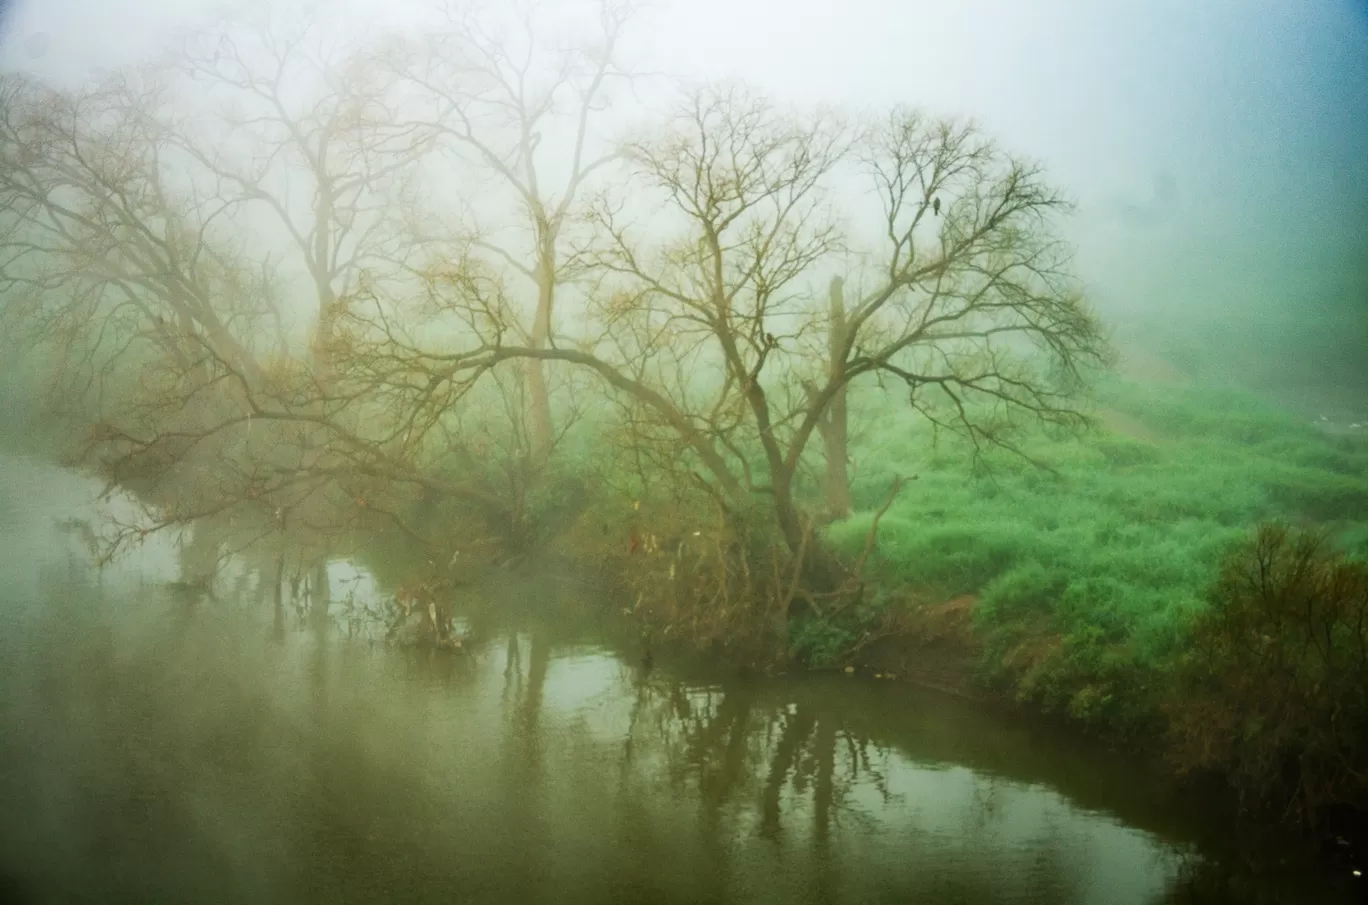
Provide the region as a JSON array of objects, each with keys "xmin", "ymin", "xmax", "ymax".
[{"xmin": 826, "ymin": 378, "xmax": 1368, "ymax": 732}]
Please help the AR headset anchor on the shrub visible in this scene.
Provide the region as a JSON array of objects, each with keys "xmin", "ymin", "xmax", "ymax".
[
  {"xmin": 1166, "ymin": 522, "xmax": 1368, "ymax": 829},
  {"xmin": 788, "ymin": 610, "xmax": 862, "ymax": 667},
  {"xmin": 557, "ymin": 489, "xmax": 799, "ymax": 668},
  {"xmin": 1262, "ymin": 466, "xmax": 1368, "ymax": 522}
]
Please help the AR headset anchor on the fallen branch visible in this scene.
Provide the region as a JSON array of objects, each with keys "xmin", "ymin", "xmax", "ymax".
[{"xmin": 854, "ymin": 474, "xmax": 914, "ymax": 581}]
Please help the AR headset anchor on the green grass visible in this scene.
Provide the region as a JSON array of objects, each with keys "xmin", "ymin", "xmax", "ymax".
[{"xmin": 826, "ymin": 379, "xmax": 1368, "ymax": 731}]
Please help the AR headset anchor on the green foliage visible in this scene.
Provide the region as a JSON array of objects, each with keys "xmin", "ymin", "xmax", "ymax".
[
  {"xmin": 827, "ymin": 380, "xmax": 1368, "ymax": 734},
  {"xmin": 787, "ymin": 613, "xmax": 860, "ymax": 667},
  {"xmin": 829, "ymin": 512, "xmax": 1044, "ymax": 599},
  {"xmin": 1093, "ymin": 436, "xmax": 1162, "ymax": 467}
]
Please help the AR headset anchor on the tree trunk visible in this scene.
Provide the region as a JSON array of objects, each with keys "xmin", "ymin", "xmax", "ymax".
[
  {"xmin": 771, "ymin": 479, "xmax": 807, "ymax": 554},
  {"xmin": 821, "ymin": 276, "xmax": 852, "ymax": 520},
  {"xmin": 524, "ymin": 358, "xmax": 554, "ymax": 465},
  {"xmin": 771, "ymin": 478, "xmax": 846, "ymax": 604},
  {"xmin": 524, "ymin": 265, "xmax": 556, "ymax": 464}
]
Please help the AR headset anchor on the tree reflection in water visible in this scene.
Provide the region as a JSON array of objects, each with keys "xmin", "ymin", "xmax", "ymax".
[
  {"xmin": 0, "ymin": 512, "xmax": 1356, "ymax": 905},
  {"xmin": 606, "ymin": 660, "xmax": 1096, "ymax": 904}
]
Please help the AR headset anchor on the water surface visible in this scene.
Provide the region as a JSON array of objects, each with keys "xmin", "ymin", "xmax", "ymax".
[{"xmin": 0, "ymin": 456, "xmax": 1354, "ymax": 904}]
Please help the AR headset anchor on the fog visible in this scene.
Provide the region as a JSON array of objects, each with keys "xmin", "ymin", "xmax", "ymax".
[
  {"xmin": 5, "ymin": 0, "xmax": 1366, "ymax": 314},
  {"xmin": 1, "ymin": 0, "xmax": 1367, "ymax": 901},
  {"xmin": 3, "ymin": 0, "xmax": 1365, "ymax": 440}
]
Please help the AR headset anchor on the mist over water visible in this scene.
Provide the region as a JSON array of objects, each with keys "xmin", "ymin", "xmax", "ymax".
[
  {"xmin": 0, "ymin": 0, "xmax": 1365, "ymax": 901},
  {"xmin": 0, "ymin": 458, "xmax": 1358, "ymax": 905}
]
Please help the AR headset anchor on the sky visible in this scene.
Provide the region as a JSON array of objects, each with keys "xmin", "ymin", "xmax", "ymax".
[{"xmin": 1, "ymin": 0, "xmax": 1366, "ymax": 332}]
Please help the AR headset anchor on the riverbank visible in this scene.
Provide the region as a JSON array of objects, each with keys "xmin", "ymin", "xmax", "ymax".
[
  {"xmin": 829, "ymin": 380, "xmax": 1367, "ymax": 724},
  {"xmin": 531, "ymin": 377, "xmax": 1368, "ymax": 887},
  {"xmin": 554, "ymin": 377, "xmax": 1368, "ymax": 726},
  {"xmin": 503, "ymin": 549, "xmax": 1366, "ymax": 901}
]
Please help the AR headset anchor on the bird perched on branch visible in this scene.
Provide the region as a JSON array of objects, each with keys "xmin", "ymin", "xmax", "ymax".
[{"xmin": 933, "ymin": 197, "xmax": 942, "ymax": 216}]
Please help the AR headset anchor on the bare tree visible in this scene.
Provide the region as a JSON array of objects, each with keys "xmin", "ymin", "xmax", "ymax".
[
  {"xmin": 384, "ymin": 0, "xmax": 633, "ymax": 465},
  {"xmin": 0, "ymin": 27, "xmax": 500, "ymax": 588},
  {"xmin": 0, "ymin": 70, "xmax": 271, "ymax": 405},
  {"xmin": 4, "ymin": 9, "xmax": 1109, "ymax": 645},
  {"xmin": 157, "ymin": 6, "xmax": 439, "ymax": 380},
  {"xmin": 448, "ymin": 87, "xmax": 1108, "ymax": 594},
  {"xmin": 0, "ymin": 69, "xmax": 300, "ymax": 583}
]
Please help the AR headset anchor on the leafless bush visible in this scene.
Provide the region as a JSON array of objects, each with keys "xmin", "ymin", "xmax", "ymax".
[{"xmin": 1168, "ymin": 522, "xmax": 1368, "ymax": 830}]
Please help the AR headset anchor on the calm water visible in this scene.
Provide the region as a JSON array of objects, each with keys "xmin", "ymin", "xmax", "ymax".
[{"xmin": 0, "ymin": 455, "xmax": 1356, "ymax": 904}]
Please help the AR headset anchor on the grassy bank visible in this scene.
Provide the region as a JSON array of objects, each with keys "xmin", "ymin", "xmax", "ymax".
[
  {"xmin": 826, "ymin": 379, "xmax": 1368, "ymax": 734},
  {"xmin": 394, "ymin": 373, "xmax": 1367, "ymax": 831}
]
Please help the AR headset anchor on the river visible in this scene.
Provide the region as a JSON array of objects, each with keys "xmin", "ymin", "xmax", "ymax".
[{"xmin": 0, "ymin": 455, "xmax": 1357, "ymax": 904}]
